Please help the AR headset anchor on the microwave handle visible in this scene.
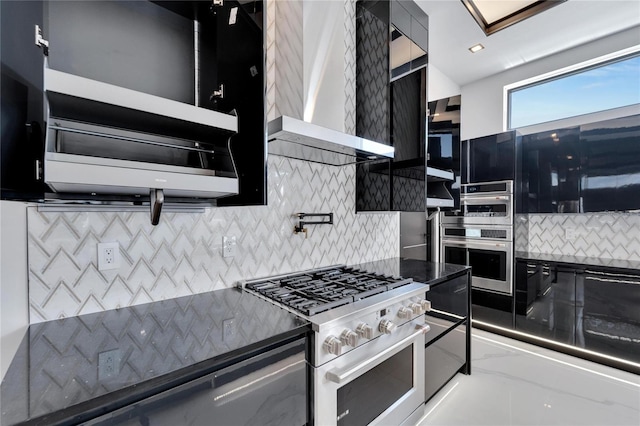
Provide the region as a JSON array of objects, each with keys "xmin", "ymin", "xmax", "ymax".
[{"xmin": 325, "ymin": 324, "xmax": 430, "ymax": 384}]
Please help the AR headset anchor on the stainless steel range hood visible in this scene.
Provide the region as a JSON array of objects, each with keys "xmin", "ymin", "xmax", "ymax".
[{"xmin": 268, "ymin": 116, "xmax": 394, "ymax": 166}]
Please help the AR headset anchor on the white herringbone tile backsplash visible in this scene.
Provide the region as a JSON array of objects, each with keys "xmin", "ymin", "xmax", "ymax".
[
  {"xmin": 522, "ymin": 213, "xmax": 640, "ymax": 260},
  {"xmin": 28, "ymin": 156, "xmax": 399, "ymax": 323}
]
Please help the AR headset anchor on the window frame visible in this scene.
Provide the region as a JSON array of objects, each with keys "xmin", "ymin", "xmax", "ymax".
[{"xmin": 504, "ymin": 45, "xmax": 640, "ymax": 133}]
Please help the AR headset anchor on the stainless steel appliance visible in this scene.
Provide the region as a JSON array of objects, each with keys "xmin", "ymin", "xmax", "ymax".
[
  {"xmin": 241, "ymin": 266, "xmax": 431, "ymax": 426},
  {"xmin": 441, "ymin": 180, "xmax": 514, "ymax": 295}
]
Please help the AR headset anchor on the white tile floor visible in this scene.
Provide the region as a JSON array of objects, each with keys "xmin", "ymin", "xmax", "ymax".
[{"xmin": 415, "ymin": 329, "xmax": 640, "ymax": 426}]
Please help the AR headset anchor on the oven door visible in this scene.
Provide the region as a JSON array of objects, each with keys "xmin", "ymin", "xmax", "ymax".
[
  {"xmin": 442, "ymin": 238, "xmax": 513, "ymax": 295},
  {"xmin": 314, "ymin": 318, "xmax": 428, "ymax": 426}
]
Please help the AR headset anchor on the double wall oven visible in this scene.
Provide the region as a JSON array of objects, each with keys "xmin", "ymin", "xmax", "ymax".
[{"xmin": 441, "ymin": 181, "xmax": 514, "ymax": 295}]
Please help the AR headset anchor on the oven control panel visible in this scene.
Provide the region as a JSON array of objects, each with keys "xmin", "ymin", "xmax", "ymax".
[{"xmin": 315, "ymin": 293, "xmax": 429, "ymax": 364}]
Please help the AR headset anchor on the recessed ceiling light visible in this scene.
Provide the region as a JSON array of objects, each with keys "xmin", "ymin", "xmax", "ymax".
[{"xmin": 469, "ymin": 43, "xmax": 485, "ymax": 53}]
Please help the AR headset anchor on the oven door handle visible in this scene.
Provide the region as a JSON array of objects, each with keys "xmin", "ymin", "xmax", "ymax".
[
  {"xmin": 442, "ymin": 240, "xmax": 508, "ymax": 248},
  {"xmin": 325, "ymin": 324, "xmax": 430, "ymax": 384},
  {"xmin": 461, "ymin": 195, "xmax": 510, "ymax": 202}
]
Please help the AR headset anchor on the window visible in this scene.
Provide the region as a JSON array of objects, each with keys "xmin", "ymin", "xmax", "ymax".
[{"xmin": 508, "ymin": 52, "xmax": 640, "ymax": 129}]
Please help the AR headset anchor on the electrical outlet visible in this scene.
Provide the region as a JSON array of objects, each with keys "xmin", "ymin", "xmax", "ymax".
[
  {"xmin": 223, "ymin": 318, "xmax": 236, "ymax": 341},
  {"xmin": 98, "ymin": 242, "xmax": 120, "ymax": 271},
  {"xmin": 222, "ymin": 236, "xmax": 236, "ymax": 258},
  {"xmin": 565, "ymin": 227, "xmax": 577, "ymax": 240},
  {"xmin": 98, "ymin": 349, "xmax": 121, "ymax": 380}
]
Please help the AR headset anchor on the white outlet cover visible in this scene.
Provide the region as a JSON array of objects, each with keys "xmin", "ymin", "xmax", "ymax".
[
  {"xmin": 98, "ymin": 242, "xmax": 120, "ymax": 271},
  {"xmin": 222, "ymin": 236, "xmax": 236, "ymax": 258}
]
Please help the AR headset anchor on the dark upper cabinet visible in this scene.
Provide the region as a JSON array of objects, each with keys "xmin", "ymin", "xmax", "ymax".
[
  {"xmin": 1, "ymin": 0, "xmax": 266, "ymax": 205},
  {"xmin": 520, "ymin": 127, "xmax": 581, "ymax": 213},
  {"xmin": 517, "ymin": 114, "xmax": 640, "ymax": 213},
  {"xmin": 580, "ymin": 115, "xmax": 640, "ymax": 213},
  {"xmin": 1, "ymin": 0, "xmax": 47, "ymax": 200},
  {"xmin": 462, "ymin": 131, "xmax": 517, "ymax": 184},
  {"xmin": 356, "ymin": 0, "xmax": 428, "ymax": 212}
]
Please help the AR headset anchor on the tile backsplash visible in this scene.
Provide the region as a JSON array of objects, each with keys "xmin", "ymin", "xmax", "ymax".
[
  {"xmin": 518, "ymin": 213, "xmax": 640, "ymax": 260},
  {"xmin": 28, "ymin": 156, "xmax": 399, "ymax": 323}
]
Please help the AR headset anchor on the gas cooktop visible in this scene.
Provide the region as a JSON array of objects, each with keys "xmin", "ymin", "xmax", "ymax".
[{"xmin": 243, "ymin": 266, "xmax": 413, "ymax": 316}]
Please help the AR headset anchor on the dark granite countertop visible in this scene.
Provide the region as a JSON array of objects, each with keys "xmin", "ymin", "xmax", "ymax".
[
  {"xmin": 515, "ymin": 251, "xmax": 640, "ymax": 273},
  {"xmin": 351, "ymin": 257, "xmax": 470, "ymax": 286},
  {"xmin": 0, "ymin": 288, "xmax": 308, "ymax": 426}
]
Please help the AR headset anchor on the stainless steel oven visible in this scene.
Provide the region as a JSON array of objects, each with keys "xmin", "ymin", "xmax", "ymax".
[
  {"xmin": 314, "ymin": 317, "xmax": 428, "ymax": 426},
  {"xmin": 242, "ymin": 269, "xmax": 431, "ymax": 426},
  {"xmin": 444, "ymin": 180, "xmax": 514, "ymax": 226},
  {"xmin": 441, "ymin": 225, "xmax": 513, "ymax": 295}
]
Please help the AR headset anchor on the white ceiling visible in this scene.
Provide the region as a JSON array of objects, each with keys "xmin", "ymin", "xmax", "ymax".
[{"xmin": 416, "ymin": 0, "xmax": 640, "ymax": 87}]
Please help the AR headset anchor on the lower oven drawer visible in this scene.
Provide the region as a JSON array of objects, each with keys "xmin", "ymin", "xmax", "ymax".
[
  {"xmin": 83, "ymin": 338, "xmax": 307, "ymax": 426},
  {"xmin": 424, "ymin": 322, "xmax": 467, "ymax": 402}
]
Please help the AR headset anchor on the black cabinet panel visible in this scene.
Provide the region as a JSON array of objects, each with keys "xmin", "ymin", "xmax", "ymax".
[
  {"xmin": 355, "ymin": 0, "xmax": 428, "ymax": 212},
  {"xmin": 580, "ymin": 115, "xmax": 640, "ymax": 212},
  {"xmin": 1, "ymin": 0, "xmax": 47, "ymax": 199},
  {"xmin": 462, "ymin": 131, "xmax": 516, "ymax": 184},
  {"xmin": 518, "ymin": 114, "xmax": 640, "ymax": 213},
  {"xmin": 520, "ymin": 127, "xmax": 581, "ymax": 213},
  {"xmin": 424, "ymin": 322, "xmax": 466, "ymax": 402},
  {"xmin": 471, "ymin": 289, "xmax": 513, "ymax": 328},
  {"xmin": 580, "ymin": 269, "xmax": 640, "ymax": 364},
  {"xmin": 356, "ymin": 2, "xmax": 390, "ymax": 145},
  {"xmin": 84, "ymin": 338, "xmax": 307, "ymax": 426},
  {"xmin": 515, "ymin": 261, "xmax": 577, "ymax": 345}
]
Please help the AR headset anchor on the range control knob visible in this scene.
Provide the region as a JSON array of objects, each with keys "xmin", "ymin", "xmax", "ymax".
[
  {"xmin": 323, "ymin": 336, "xmax": 343, "ymax": 355},
  {"xmin": 356, "ymin": 323, "xmax": 375, "ymax": 340},
  {"xmin": 340, "ymin": 329, "xmax": 359, "ymax": 347},
  {"xmin": 409, "ymin": 302, "xmax": 424, "ymax": 315},
  {"xmin": 420, "ymin": 299, "xmax": 432, "ymax": 312},
  {"xmin": 397, "ymin": 306, "xmax": 413, "ymax": 319},
  {"xmin": 379, "ymin": 319, "xmax": 397, "ymax": 335}
]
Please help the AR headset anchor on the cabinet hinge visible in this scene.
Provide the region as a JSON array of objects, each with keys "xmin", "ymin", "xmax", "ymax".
[
  {"xmin": 210, "ymin": 84, "xmax": 224, "ymax": 100},
  {"xmin": 35, "ymin": 25, "xmax": 49, "ymax": 55}
]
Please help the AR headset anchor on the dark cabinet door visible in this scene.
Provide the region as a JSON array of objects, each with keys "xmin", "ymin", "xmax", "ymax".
[
  {"xmin": 462, "ymin": 131, "xmax": 515, "ymax": 184},
  {"xmin": 424, "ymin": 321, "xmax": 466, "ymax": 402},
  {"xmin": 515, "ymin": 261, "xmax": 577, "ymax": 345},
  {"xmin": 580, "ymin": 268, "xmax": 640, "ymax": 364},
  {"xmin": 84, "ymin": 338, "xmax": 307, "ymax": 426},
  {"xmin": 424, "ymin": 273, "xmax": 469, "ymax": 344},
  {"xmin": 520, "ymin": 127, "xmax": 580, "ymax": 213},
  {"xmin": 580, "ymin": 115, "xmax": 640, "ymax": 212},
  {"xmin": 214, "ymin": 2, "xmax": 266, "ymax": 206},
  {"xmin": 356, "ymin": 0, "xmax": 428, "ymax": 212},
  {"xmin": 1, "ymin": 0, "xmax": 47, "ymax": 200}
]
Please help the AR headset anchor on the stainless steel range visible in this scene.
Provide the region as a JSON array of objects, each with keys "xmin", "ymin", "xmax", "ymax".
[{"xmin": 241, "ymin": 266, "xmax": 431, "ymax": 426}]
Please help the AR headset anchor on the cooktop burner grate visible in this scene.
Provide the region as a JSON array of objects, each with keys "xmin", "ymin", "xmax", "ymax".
[{"xmin": 245, "ymin": 266, "xmax": 412, "ymax": 316}]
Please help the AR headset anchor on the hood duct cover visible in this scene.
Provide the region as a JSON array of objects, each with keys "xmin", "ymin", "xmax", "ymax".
[{"xmin": 268, "ymin": 116, "xmax": 394, "ymax": 166}]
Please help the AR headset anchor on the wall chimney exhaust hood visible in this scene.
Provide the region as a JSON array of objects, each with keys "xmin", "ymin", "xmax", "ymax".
[{"xmin": 268, "ymin": 116, "xmax": 394, "ymax": 166}]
